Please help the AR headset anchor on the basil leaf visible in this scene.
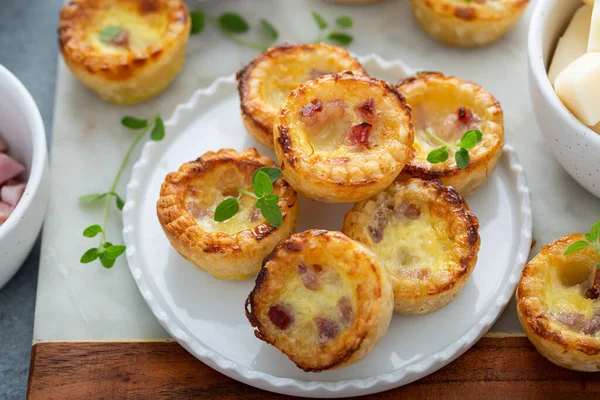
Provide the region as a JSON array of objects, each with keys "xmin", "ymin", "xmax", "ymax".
[
  {"xmin": 427, "ymin": 146, "xmax": 449, "ymax": 164},
  {"xmin": 589, "ymin": 219, "xmax": 600, "ymax": 243},
  {"xmin": 455, "ymin": 148, "xmax": 470, "ymax": 169},
  {"xmin": 83, "ymin": 225, "xmax": 103, "ymax": 238},
  {"xmin": 104, "ymin": 245, "xmax": 126, "ymax": 259},
  {"xmin": 327, "ymin": 32, "xmax": 353, "ymax": 46},
  {"xmin": 260, "ymin": 19, "xmax": 279, "ymax": 41},
  {"xmin": 336, "ymin": 16, "xmax": 353, "ymax": 28},
  {"xmin": 564, "ymin": 240, "xmax": 590, "ymax": 255},
  {"xmin": 80, "ymin": 248, "xmax": 99, "ymax": 263},
  {"xmin": 253, "ymin": 171, "xmax": 273, "ymax": 197},
  {"xmin": 79, "ymin": 193, "xmax": 107, "ymax": 203},
  {"xmin": 312, "ymin": 11, "xmax": 328, "ymax": 30},
  {"xmin": 257, "ymin": 197, "xmax": 282, "ymax": 228},
  {"xmin": 219, "ymin": 12, "xmax": 249, "ymax": 33},
  {"xmin": 214, "ymin": 198, "xmax": 239, "ymax": 222},
  {"xmin": 151, "ymin": 117, "xmax": 165, "ymax": 141},
  {"xmin": 252, "ymin": 167, "xmax": 281, "ymax": 185},
  {"xmin": 121, "ymin": 116, "xmax": 148, "ymax": 130},
  {"xmin": 98, "ymin": 26, "xmax": 121, "ymax": 42},
  {"xmin": 460, "ymin": 129, "xmax": 483, "ymax": 150},
  {"xmin": 190, "ymin": 11, "xmax": 205, "ymax": 34},
  {"xmin": 99, "ymin": 253, "xmax": 116, "ymax": 269}
]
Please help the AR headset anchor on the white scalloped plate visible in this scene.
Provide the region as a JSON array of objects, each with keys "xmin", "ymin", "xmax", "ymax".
[{"xmin": 123, "ymin": 55, "xmax": 532, "ymax": 398}]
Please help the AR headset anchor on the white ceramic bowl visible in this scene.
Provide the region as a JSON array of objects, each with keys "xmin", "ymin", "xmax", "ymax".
[
  {"xmin": 528, "ymin": 0, "xmax": 600, "ymax": 199},
  {"xmin": 0, "ymin": 64, "xmax": 50, "ymax": 289}
]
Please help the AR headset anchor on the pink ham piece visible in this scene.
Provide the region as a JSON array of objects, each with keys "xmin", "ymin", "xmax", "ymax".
[
  {"xmin": 0, "ymin": 201, "xmax": 14, "ymax": 226},
  {"xmin": 0, "ymin": 137, "xmax": 7, "ymax": 153},
  {"xmin": 1, "ymin": 181, "xmax": 26, "ymax": 207},
  {"xmin": 0, "ymin": 154, "xmax": 25, "ymax": 185}
]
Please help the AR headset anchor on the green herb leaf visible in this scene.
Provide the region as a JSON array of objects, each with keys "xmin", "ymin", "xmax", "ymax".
[
  {"xmin": 214, "ymin": 197, "xmax": 240, "ymax": 222},
  {"xmin": 459, "ymin": 129, "xmax": 483, "ymax": 150},
  {"xmin": 264, "ymin": 194, "xmax": 280, "ymax": 204},
  {"xmin": 79, "ymin": 193, "xmax": 108, "ymax": 203},
  {"xmin": 80, "ymin": 248, "xmax": 99, "ymax": 263},
  {"xmin": 151, "ymin": 116, "xmax": 165, "ymax": 141},
  {"xmin": 256, "ymin": 197, "xmax": 283, "ymax": 228},
  {"xmin": 564, "ymin": 240, "xmax": 590, "ymax": 255},
  {"xmin": 260, "ymin": 19, "xmax": 279, "ymax": 41},
  {"xmin": 455, "ymin": 148, "xmax": 470, "ymax": 169},
  {"xmin": 327, "ymin": 32, "xmax": 353, "ymax": 46},
  {"xmin": 104, "ymin": 245, "xmax": 126, "ymax": 259},
  {"xmin": 98, "ymin": 26, "xmax": 121, "ymax": 42},
  {"xmin": 336, "ymin": 16, "xmax": 353, "ymax": 28},
  {"xmin": 589, "ymin": 219, "xmax": 600, "ymax": 242},
  {"xmin": 190, "ymin": 11, "xmax": 206, "ymax": 34},
  {"xmin": 219, "ymin": 12, "xmax": 249, "ymax": 33},
  {"xmin": 427, "ymin": 146, "xmax": 449, "ymax": 164},
  {"xmin": 312, "ymin": 11, "xmax": 328, "ymax": 30},
  {"xmin": 102, "ymin": 242, "xmax": 113, "ymax": 251},
  {"xmin": 83, "ymin": 224, "xmax": 103, "ymax": 238},
  {"xmin": 116, "ymin": 195, "xmax": 125, "ymax": 210},
  {"xmin": 597, "ymin": 263, "xmax": 600, "ymax": 270},
  {"xmin": 252, "ymin": 167, "xmax": 281, "ymax": 185},
  {"xmin": 253, "ymin": 171, "xmax": 273, "ymax": 197},
  {"xmin": 121, "ymin": 116, "xmax": 148, "ymax": 130},
  {"xmin": 99, "ymin": 253, "xmax": 116, "ymax": 268}
]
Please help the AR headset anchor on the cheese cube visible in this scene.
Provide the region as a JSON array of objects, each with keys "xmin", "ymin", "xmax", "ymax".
[
  {"xmin": 548, "ymin": 5, "xmax": 592, "ymax": 84},
  {"xmin": 589, "ymin": 0, "xmax": 600, "ymax": 51},
  {"xmin": 555, "ymin": 53, "xmax": 600, "ymax": 126}
]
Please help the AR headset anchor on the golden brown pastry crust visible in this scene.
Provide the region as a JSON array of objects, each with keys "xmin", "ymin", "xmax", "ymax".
[
  {"xmin": 396, "ymin": 72, "xmax": 504, "ymax": 197},
  {"xmin": 245, "ymin": 230, "xmax": 394, "ymax": 372},
  {"xmin": 517, "ymin": 234, "xmax": 600, "ymax": 371},
  {"xmin": 237, "ymin": 43, "xmax": 367, "ymax": 149},
  {"xmin": 274, "ymin": 72, "xmax": 414, "ymax": 203},
  {"xmin": 343, "ymin": 178, "xmax": 480, "ymax": 314},
  {"xmin": 156, "ymin": 148, "xmax": 298, "ymax": 280},
  {"xmin": 58, "ymin": 0, "xmax": 190, "ymax": 104},
  {"xmin": 410, "ymin": 0, "xmax": 529, "ymax": 47}
]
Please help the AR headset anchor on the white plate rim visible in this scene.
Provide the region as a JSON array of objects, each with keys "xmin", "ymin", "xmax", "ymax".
[{"xmin": 122, "ymin": 54, "xmax": 533, "ymax": 397}]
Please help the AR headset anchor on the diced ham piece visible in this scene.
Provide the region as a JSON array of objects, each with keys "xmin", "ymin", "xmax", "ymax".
[
  {"xmin": 268, "ymin": 303, "xmax": 294, "ymax": 330},
  {"xmin": 338, "ymin": 297, "xmax": 354, "ymax": 325},
  {"xmin": 1, "ymin": 181, "xmax": 26, "ymax": 207},
  {"xmin": 0, "ymin": 154, "xmax": 25, "ymax": 185},
  {"xmin": 315, "ymin": 316, "xmax": 340, "ymax": 341},
  {"xmin": 456, "ymin": 106, "xmax": 480, "ymax": 126},
  {"xmin": 583, "ymin": 268, "xmax": 600, "ymax": 300},
  {"xmin": 347, "ymin": 122, "xmax": 372, "ymax": 146},
  {"xmin": 0, "ymin": 137, "xmax": 7, "ymax": 153},
  {"xmin": 394, "ymin": 201, "xmax": 421, "ymax": 220},
  {"xmin": 0, "ymin": 201, "xmax": 14, "ymax": 226},
  {"xmin": 111, "ymin": 28, "xmax": 130, "ymax": 47},
  {"xmin": 368, "ymin": 210, "xmax": 388, "ymax": 243},
  {"xmin": 356, "ymin": 99, "xmax": 377, "ymax": 121},
  {"xmin": 297, "ymin": 263, "xmax": 324, "ymax": 291}
]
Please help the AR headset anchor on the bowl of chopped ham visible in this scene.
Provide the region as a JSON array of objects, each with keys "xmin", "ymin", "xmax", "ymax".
[{"xmin": 0, "ymin": 64, "xmax": 49, "ymax": 289}]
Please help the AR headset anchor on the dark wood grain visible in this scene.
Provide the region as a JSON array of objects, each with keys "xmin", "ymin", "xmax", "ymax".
[{"xmin": 27, "ymin": 337, "xmax": 600, "ymax": 400}]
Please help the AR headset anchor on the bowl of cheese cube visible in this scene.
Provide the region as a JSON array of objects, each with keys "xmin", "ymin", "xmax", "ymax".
[{"xmin": 529, "ymin": 0, "xmax": 600, "ymax": 199}]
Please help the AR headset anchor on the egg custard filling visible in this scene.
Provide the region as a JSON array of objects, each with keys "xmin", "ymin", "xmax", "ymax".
[
  {"xmin": 237, "ymin": 43, "xmax": 367, "ymax": 148},
  {"xmin": 246, "ymin": 230, "xmax": 394, "ymax": 372},
  {"xmin": 156, "ymin": 148, "xmax": 298, "ymax": 280},
  {"xmin": 343, "ymin": 178, "xmax": 480, "ymax": 314},
  {"xmin": 517, "ymin": 234, "xmax": 600, "ymax": 371},
  {"xmin": 58, "ymin": 0, "xmax": 190, "ymax": 104},
  {"xmin": 396, "ymin": 72, "xmax": 504, "ymax": 196},
  {"xmin": 274, "ymin": 73, "xmax": 414, "ymax": 203}
]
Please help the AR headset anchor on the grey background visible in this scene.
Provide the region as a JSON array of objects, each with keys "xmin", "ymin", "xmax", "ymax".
[{"xmin": 0, "ymin": 0, "xmax": 61, "ymax": 398}]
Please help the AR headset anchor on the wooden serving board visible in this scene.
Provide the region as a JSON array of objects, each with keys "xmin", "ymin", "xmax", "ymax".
[{"xmin": 27, "ymin": 336, "xmax": 600, "ymax": 399}]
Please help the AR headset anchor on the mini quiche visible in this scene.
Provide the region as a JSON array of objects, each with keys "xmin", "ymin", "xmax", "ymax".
[
  {"xmin": 409, "ymin": 0, "xmax": 529, "ymax": 47},
  {"xmin": 342, "ymin": 178, "xmax": 480, "ymax": 314},
  {"xmin": 156, "ymin": 148, "xmax": 298, "ymax": 280},
  {"xmin": 58, "ymin": 0, "xmax": 190, "ymax": 105},
  {"xmin": 237, "ymin": 43, "xmax": 367, "ymax": 149},
  {"xmin": 396, "ymin": 72, "xmax": 503, "ymax": 197},
  {"xmin": 245, "ymin": 230, "xmax": 393, "ymax": 371},
  {"xmin": 274, "ymin": 72, "xmax": 414, "ymax": 203},
  {"xmin": 517, "ymin": 235, "xmax": 600, "ymax": 371}
]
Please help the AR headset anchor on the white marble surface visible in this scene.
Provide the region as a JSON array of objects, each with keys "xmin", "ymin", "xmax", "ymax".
[{"xmin": 34, "ymin": 0, "xmax": 600, "ymax": 342}]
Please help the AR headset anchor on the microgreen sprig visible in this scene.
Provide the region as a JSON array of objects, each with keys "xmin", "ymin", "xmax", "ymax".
[
  {"xmin": 79, "ymin": 115, "xmax": 165, "ymax": 268},
  {"xmin": 190, "ymin": 11, "xmax": 279, "ymax": 51},
  {"xmin": 426, "ymin": 129, "xmax": 483, "ymax": 169},
  {"xmin": 564, "ymin": 220, "xmax": 600, "ymax": 269},
  {"xmin": 214, "ymin": 167, "xmax": 283, "ymax": 228},
  {"xmin": 312, "ymin": 11, "xmax": 354, "ymax": 46},
  {"xmin": 98, "ymin": 26, "xmax": 121, "ymax": 42}
]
